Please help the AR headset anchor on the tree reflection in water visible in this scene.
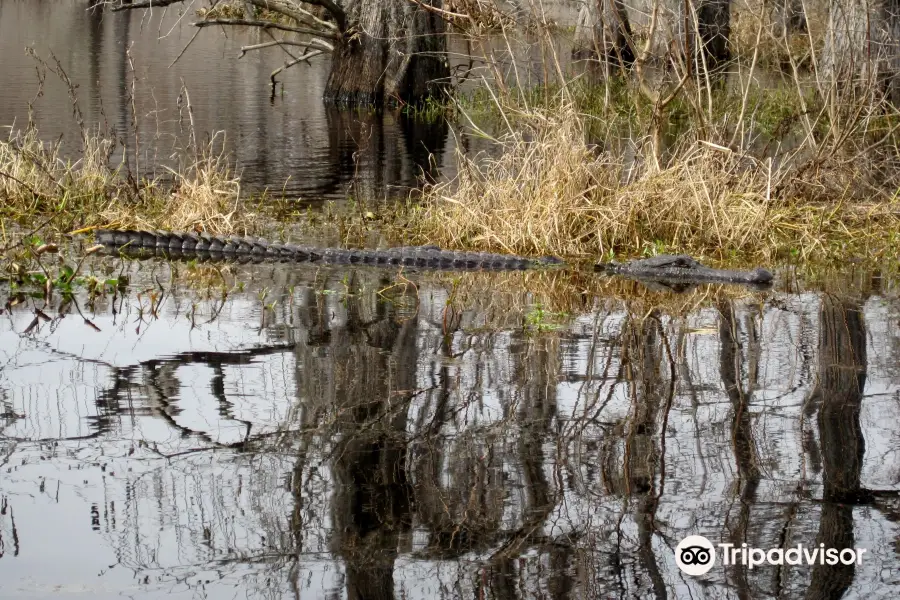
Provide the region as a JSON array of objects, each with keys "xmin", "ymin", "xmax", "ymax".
[{"xmin": 1, "ymin": 265, "xmax": 899, "ymax": 599}]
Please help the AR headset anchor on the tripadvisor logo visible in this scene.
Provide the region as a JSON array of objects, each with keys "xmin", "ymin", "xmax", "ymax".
[
  {"xmin": 675, "ymin": 535, "xmax": 868, "ymax": 576},
  {"xmin": 676, "ymin": 535, "xmax": 716, "ymax": 576}
]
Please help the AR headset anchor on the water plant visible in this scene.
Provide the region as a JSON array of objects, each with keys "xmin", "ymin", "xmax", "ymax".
[
  {"xmin": 525, "ymin": 304, "xmax": 569, "ymax": 332},
  {"xmin": 1, "ymin": 236, "xmax": 122, "ymax": 300}
]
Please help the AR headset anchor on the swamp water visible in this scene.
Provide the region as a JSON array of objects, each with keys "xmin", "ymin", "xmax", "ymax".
[
  {"xmin": 2, "ymin": 260, "xmax": 900, "ymax": 599},
  {"xmin": 1, "ymin": 2, "xmax": 900, "ymax": 599}
]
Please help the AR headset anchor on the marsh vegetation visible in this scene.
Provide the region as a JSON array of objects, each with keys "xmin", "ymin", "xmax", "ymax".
[
  {"xmin": 2, "ymin": 4, "xmax": 900, "ymax": 598},
  {"xmin": 4, "ymin": 0, "xmax": 898, "ymax": 267}
]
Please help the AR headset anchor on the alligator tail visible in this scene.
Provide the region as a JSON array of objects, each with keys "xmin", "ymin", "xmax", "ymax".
[{"xmin": 93, "ymin": 229, "xmax": 566, "ymax": 271}]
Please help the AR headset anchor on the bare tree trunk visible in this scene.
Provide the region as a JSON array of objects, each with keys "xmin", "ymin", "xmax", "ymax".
[
  {"xmin": 572, "ymin": 0, "xmax": 635, "ymax": 72},
  {"xmin": 695, "ymin": 0, "xmax": 731, "ymax": 71},
  {"xmin": 325, "ymin": 0, "xmax": 450, "ymax": 106},
  {"xmin": 632, "ymin": 0, "xmax": 731, "ymax": 72},
  {"xmin": 821, "ymin": 0, "xmax": 900, "ymax": 104}
]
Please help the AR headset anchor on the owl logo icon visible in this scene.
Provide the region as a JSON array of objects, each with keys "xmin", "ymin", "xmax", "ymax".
[{"xmin": 676, "ymin": 535, "xmax": 716, "ymax": 576}]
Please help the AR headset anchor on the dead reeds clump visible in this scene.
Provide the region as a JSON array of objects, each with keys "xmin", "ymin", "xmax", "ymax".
[
  {"xmin": 0, "ymin": 126, "xmax": 115, "ymax": 216},
  {"xmin": 0, "ymin": 124, "xmax": 247, "ymax": 239},
  {"xmin": 407, "ymin": 105, "xmax": 900, "ymax": 262},
  {"xmin": 110, "ymin": 140, "xmax": 244, "ymax": 235},
  {"xmin": 411, "ymin": 106, "xmax": 615, "ymax": 257}
]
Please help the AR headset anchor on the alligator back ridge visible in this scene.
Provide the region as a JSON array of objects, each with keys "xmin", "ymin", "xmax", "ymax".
[{"xmin": 93, "ymin": 229, "xmax": 566, "ymax": 271}]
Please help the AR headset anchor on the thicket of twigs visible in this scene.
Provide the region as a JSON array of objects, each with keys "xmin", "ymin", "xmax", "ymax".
[
  {"xmin": 406, "ymin": 0, "xmax": 900, "ymax": 262},
  {"xmin": 6, "ymin": 0, "xmax": 900, "ymax": 265}
]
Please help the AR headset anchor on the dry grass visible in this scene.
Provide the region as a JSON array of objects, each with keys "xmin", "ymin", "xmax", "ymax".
[
  {"xmin": 0, "ymin": 125, "xmax": 249, "ymax": 242},
  {"xmin": 729, "ymin": 0, "xmax": 829, "ymax": 66},
  {"xmin": 410, "ymin": 106, "xmax": 611, "ymax": 257},
  {"xmin": 405, "ymin": 104, "xmax": 900, "ymax": 262},
  {"xmin": 105, "ymin": 145, "xmax": 244, "ymax": 235}
]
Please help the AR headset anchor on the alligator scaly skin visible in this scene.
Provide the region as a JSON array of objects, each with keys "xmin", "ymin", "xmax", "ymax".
[
  {"xmin": 597, "ymin": 259, "xmax": 774, "ymax": 284},
  {"xmin": 94, "ymin": 230, "xmax": 774, "ymax": 284},
  {"xmin": 94, "ymin": 229, "xmax": 565, "ymax": 271}
]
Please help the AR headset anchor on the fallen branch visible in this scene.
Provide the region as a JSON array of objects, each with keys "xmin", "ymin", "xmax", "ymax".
[
  {"xmin": 106, "ymin": 0, "xmax": 345, "ymax": 32},
  {"xmin": 280, "ymin": 0, "xmax": 346, "ymax": 32},
  {"xmin": 239, "ymin": 39, "xmax": 316, "ymax": 58},
  {"xmin": 276, "ymin": 2, "xmax": 337, "ymax": 31},
  {"xmin": 245, "ymin": 0, "xmax": 346, "ymax": 33},
  {"xmin": 109, "ymin": 0, "xmax": 184, "ymax": 10},
  {"xmin": 270, "ymin": 50, "xmax": 324, "ymax": 83}
]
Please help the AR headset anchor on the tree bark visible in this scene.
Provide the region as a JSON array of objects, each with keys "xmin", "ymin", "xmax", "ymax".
[
  {"xmin": 325, "ymin": 0, "xmax": 451, "ymax": 106},
  {"xmin": 821, "ymin": 0, "xmax": 900, "ymax": 104},
  {"xmin": 572, "ymin": 0, "xmax": 635, "ymax": 71},
  {"xmin": 632, "ymin": 0, "xmax": 731, "ymax": 73},
  {"xmin": 695, "ymin": 0, "xmax": 731, "ymax": 71}
]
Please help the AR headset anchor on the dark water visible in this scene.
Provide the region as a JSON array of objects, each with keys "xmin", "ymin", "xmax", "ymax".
[
  {"xmin": 2, "ymin": 2, "xmax": 900, "ymax": 599},
  {"xmin": 0, "ymin": 0, "xmax": 461, "ymax": 202},
  {"xmin": 0, "ymin": 1, "xmax": 576, "ymax": 204}
]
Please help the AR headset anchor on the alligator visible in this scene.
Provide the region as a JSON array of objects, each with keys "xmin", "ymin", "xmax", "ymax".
[
  {"xmin": 92, "ymin": 229, "xmax": 774, "ymax": 286},
  {"xmin": 93, "ymin": 229, "xmax": 564, "ymax": 271},
  {"xmin": 595, "ymin": 254, "xmax": 774, "ymax": 287}
]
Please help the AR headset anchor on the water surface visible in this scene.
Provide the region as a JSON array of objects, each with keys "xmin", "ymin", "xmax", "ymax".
[
  {"xmin": 0, "ymin": 0, "xmax": 458, "ymax": 202},
  {"xmin": 0, "ymin": 0, "xmax": 575, "ymax": 203},
  {"xmin": 1, "ymin": 256, "xmax": 899, "ymax": 599},
  {"xmin": 1, "ymin": 2, "xmax": 899, "ymax": 598}
]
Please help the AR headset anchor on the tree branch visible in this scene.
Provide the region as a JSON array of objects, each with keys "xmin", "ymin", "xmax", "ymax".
[
  {"xmin": 246, "ymin": 0, "xmax": 346, "ymax": 33},
  {"xmin": 107, "ymin": 0, "xmax": 347, "ymax": 34},
  {"xmin": 240, "ymin": 39, "xmax": 312, "ymax": 57},
  {"xmin": 286, "ymin": 2, "xmax": 337, "ymax": 31},
  {"xmin": 109, "ymin": 0, "xmax": 185, "ymax": 10},
  {"xmin": 194, "ymin": 18, "xmax": 337, "ymax": 41},
  {"xmin": 271, "ymin": 50, "xmax": 324, "ymax": 83},
  {"xmin": 240, "ymin": 38, "xmax": 331, "ymax": 58}
]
